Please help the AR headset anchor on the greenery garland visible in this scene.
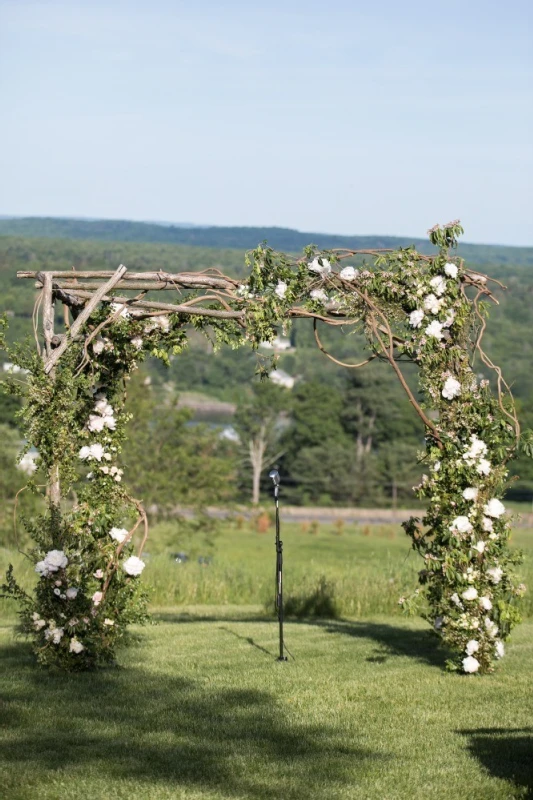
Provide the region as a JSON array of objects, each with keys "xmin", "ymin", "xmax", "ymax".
[{"xmin": 1, "ymin": 221, "xmax": 527, "ymax": 673}]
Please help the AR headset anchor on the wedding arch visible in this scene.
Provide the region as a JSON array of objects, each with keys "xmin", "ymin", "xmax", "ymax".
[{"xmin": 1, "ymin": 220, "xmax": 526, "ymax": 674}]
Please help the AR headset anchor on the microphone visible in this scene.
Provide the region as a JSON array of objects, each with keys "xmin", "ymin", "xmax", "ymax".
[{"xmin": 269, "ymin": 469, "xmax": 280, "ymax": 486}]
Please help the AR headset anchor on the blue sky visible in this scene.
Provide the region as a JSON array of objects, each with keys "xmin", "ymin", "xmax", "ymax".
[{"xmin": 0, "ymin": 0, "xmax": 531, "ymax": 245}]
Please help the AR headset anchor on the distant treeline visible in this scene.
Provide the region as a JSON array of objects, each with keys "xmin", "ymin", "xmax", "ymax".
[{"xmin": 1, "ymin": 217, "xmax": 533, "ymax": 266}]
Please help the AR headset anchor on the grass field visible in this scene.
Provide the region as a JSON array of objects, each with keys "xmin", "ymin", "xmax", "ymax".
[{"xmin": 1, "ymin": 523, "xmax": 532, "ymax": 799}]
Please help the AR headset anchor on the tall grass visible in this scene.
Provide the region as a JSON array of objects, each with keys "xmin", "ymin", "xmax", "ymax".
[{"xmin": 2, "ymin": 522, "xmax": 532, "ymax": 619}]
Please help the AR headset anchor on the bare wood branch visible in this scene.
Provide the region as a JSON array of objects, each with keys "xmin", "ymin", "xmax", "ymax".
[
  {"xmin": 62, "ymin": 289, "xmax": 245, "ymax": 320},
  {"xmin": 22, "ymin": 270, "xmax": 238, "ymax": 290},
  {"xmin": 44, "ymin": 265, "xmax": 128, "ymax": 374},
  {"xmin": 42, "ymin": 274, "xmax": 55, "ymax": 359}
]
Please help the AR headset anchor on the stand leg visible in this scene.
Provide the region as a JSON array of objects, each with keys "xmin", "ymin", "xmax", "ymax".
[{"xmin": 275, "ymin": 499, "xmax": 288, "ymax": 662}]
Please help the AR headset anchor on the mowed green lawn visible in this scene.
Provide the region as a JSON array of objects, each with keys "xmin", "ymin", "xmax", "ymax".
[{"xmin": 1, "ymin": 523, "xmax": 532, "ymax": 799}]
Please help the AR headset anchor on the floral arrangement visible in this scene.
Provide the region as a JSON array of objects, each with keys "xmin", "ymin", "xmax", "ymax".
[{"xmin": 1, "ymin": 221, "xmax": 527, "ymax": 672}]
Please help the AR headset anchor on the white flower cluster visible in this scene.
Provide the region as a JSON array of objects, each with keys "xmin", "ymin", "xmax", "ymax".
[
  {"xmin": 308, "ymin": 257, "xmax": 331, "ymax": 276},
  {"xmin": 442, "ymin": 376, "xmax": 461, "ymax": 400},
  {"xmin": 110, "ymin": 302, "xmax": 130, "ymax": 319},
  {"xmin": 79, "ymin": 443, "xmax": 111, "ymax": 462},
  {"xmin": 109, "ymin": 527, "xmax": 129, "ymax": 543},
  {"xmin": 35, "ymin": 550, "xmax": 68, "ymax": 577},
  {"xmin": 339, "ymin": 266, "xmax": 358, "ymax": 281},
  {"xmin": 123, "ymin": 556, "xmax": 146, "ymax": 576},
  {"xmin": 462, "ymin": 435, "xmax": 491, "ymax": 476},
  {"xmin": 144, "ymin": 315, "xmax": 170, "ymax": 333},
  {"xmin": 310, "ymin": 289, "xmax": 328, "ymax": 304},
  {"xmin": 275, "ymin": 281, "xmax": 288, "ymax": 299},
  {"xmin": 87, "ymin": 398, "xmax": 116, "ymax": 433},
  {"xmin": 92, "ymin": 337, "xmax": 113, "ymax": 355},
  {"xmin": 101, "ymin": 465, "xmax": 124, "ymax": 482}
]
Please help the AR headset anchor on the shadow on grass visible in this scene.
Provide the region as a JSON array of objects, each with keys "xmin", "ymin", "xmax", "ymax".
[
  {"xmin": 0, "ymin": 642, "xmax": 385, "ymax": 799},
  {"xmin": 312, "ymin": 619, "xmax": 448, "ymax": 669},
  {"xmin": 458, "ymin": 728, "xmax": 533, "ymax": 799},
  {"xmin": 153, "ymin": 611, "xmax": 447, "ymax": 669}
]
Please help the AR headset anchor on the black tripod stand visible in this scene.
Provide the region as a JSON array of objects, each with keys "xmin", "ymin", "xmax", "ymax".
[{"xmin": 269, "ymin": 470, "xmax": 288, "ymax": 662}]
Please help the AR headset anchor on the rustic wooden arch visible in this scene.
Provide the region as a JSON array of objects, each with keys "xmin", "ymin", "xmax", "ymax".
[{"xmin": 8, "ymin": 223, "xmax": 524, "ymax": 674}]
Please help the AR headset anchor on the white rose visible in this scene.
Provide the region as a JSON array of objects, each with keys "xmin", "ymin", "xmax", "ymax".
[
  {"xmin": 442, "ymin": 377, "xmax": 461, "ymax": 399},
  {"xmin": 79, "ymin": 446, "xmax": 92, "ymax": 461},
  {"xmin": 423, "ymin": 294, "xmax": 443, "ymax": 314},
  {"xmin": 310, "ymin": 289, "xmax": 328, "ymax": 303},
  {"xmin": 66, "ymin": 588, "xmax": 78, "ymax": 600},
  {"xmin": 94, "ymin": 399, "xmax": 114, "ymax": 417},
  {"xmin": 88, "ymin": 414, "xmax": 106, "ymax": 433},
  {"xmin": 474, "ymin": 541, "xmax": 486, "ymax": 554},
  {"xmin": 274, "ymin": 281, "xmax": 288, "ymax": 299},
  {"xmin": 484, "ymin": 617, "xmax": 499, "ymax": 638},
  {"xmin": 92, "ymin": 591, "xmax": 103, "ymax": 606},
  {"xmin": 495, "ymin": 640, "xmax": 505, "ymax": 659},
  {"xmin": 476, "ymin": 459, "xmax": 491, "ymax": 476},
  {"xmin": 103, "ymin": 618, "xmax": 114, "ymax": 626},
  {"xmin": 486, "ymin": 566, "xmax": 503, "ymax": 584},
  {"xmin": 443, "ymin": 309, "xmax": 456, "ymax": 328},
  {"xmin": 450, "ymin": 516, "xmax": 473, "ymax": 534},
  {"xmin": 483, "ymin": 498, "xmax": 505, "ymax": 518},
  {"xmin": 92, "ymin": 339, "xmax": 106, "ymax": 355},
  {"xmin": 444, "ymin": 262, "xmax": 458, "ymax": 279},
  {"xmin": 340, "ymin": 266, "xmax": 358, "ymax": 280},
  {"xmin": 462, "ymin": 587, "xmax": 478, "ymax": 601},
  {"xmin": 462, "ymin": 487, "xmax": 478, "ymax": 501},
  {"xmin": 466, "ymin": 639, "xmax": 479, "ymax": 655},
  {"xmin": 123, "ymin": 556, "xmax": 146, "ymax": 576},
  {"xmin": 479, "ymin": 596, "xmax": 492, "ymax": 611},
  {"xmin": 425, "ymin": 320, "xmax": 444, "ymax": 340},
  {"xmin": 131, "ymin": 337, "xmax": 143, "ymax": 350},
  {"xmin": 44, "ymin": 550, "xmax": 68, "ymax": 571},
  {"xmin": 450, "ymin": 592, "xmax": 463, "ymax": 607},
  {"xmin": 409, "ymin": 309, "xmax": 425, "ymax": 328},
  {"xmin": 308, "ymin": 257, "xmax": 331, "ymax": 275},
  {"xmin": 463, "ymin": 435, "xmax": 488, "ymax": 464},
  {"xmin": 110, "ymin": 302, "xmax": 130, "ymax": 319},
  {"xmin": 109, "ymin": 527, "xmax": 129, "ymax": 544},
  {"xmin": 69, "ymin": 638, "xmax": 84, "ymax": 653},
  {"xmin": 102, "ymin": 415, "xmax": 116, "ymax": 430},
  {"xmin": 462, "ymin": 655, "xmax": 480, "ymax": 673},
  {"xmin": 430, "ymin": 275, "xmax": 447, "ymax": 296},
  {"xmin": 35, "ymin": 560, "xmax": 48, "ymax": 577},
  {"xmin": 482, "ymin": 517, "xmax": 493, "ymax": 532}
]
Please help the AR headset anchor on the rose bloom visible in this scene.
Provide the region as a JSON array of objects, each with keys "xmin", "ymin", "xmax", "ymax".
[
  {"xmin": 479, "ymin": 596, "xmax": 492, "ymax": 611},
  {"xmin": 109, "ymin": 527, "xmax": 129, "ymax": 544},
  {"xmin": 462, "ymin": 587, "xmax": 478, "ymax": 601},
  {"xmin": 444, "ymin": 262, "xmax": 458, "ymax": 278},
  {"xmin": 425, "ymin": 320, "xmax": 444, "ymax": 340},
  {"xmin": 340, "ymin": 266, "xmax": 357, "ymax": 280},
  {"xmin": 92, "ymin": 591, "xmax": 103, "ymax": 606},
  {"xmin": 103, "ymin": 618, "xmax": 115, "ymax": 626},
  {"xmin": 466, "ymin": 639, "xmax": 479, "ymax": 656},
  {"xmin": 123, "ymin": 556, "xmax": 146, "ymax": 576},
  {"xmin": 429, "ymin": 275, "xmax": 447, "ymax": 296},
  {"xmin": 442, "ymin": 377, "xmax": 461, "ymax": 400},
  {"xmin": 409, "ymin": 309, "xmax": 424, "ymax": 328},
  {"xmin": 462, "ymin": 487, "xmax": 478, "ymax": 501},
  {"xmin": 69, "ymin": 638, "xmax": 84, "ymax": 653},
  {"xmin": 462, "ymin": 655, "xmax": 480, "ymax": 673},
  {"xmin": 450, "ymin": 516, "xmax": 473, "ymax": 534},
  {"xmin": 484, "ymin": 498, "xmax": 506, "ymax": 518},
  {"xmin": 65, "ymin": 587, "xmax": 78, "ymax": 600},
  {"xmin": 486, "ymin": 566, "xmax": 503, "ymax": 584}
]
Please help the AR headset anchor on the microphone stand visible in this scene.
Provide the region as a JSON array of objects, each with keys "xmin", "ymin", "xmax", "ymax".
[{"xmin": 270, "ymin": 470, "xmax": 288, "ymax": 662}]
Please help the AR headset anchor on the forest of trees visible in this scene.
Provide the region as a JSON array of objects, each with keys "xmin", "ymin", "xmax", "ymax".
[{"xmin": 1, "ymin": 229, "xmax": 533, "ymax": 547}]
